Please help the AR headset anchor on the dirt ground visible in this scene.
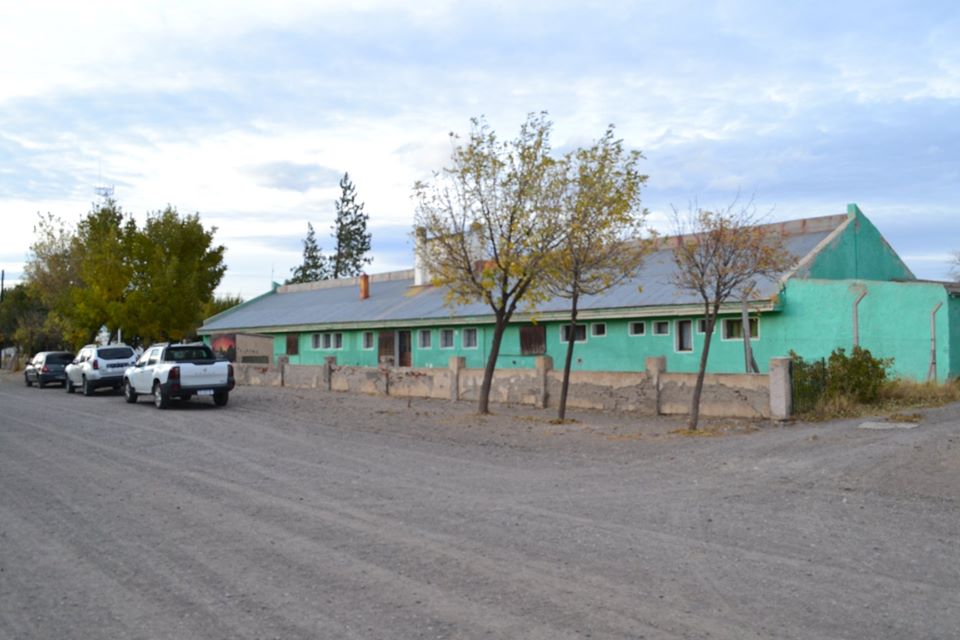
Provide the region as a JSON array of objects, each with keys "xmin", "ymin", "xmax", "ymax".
[{"xmin": 1, "ymin": 372, "xmax": 958, "ymax": 639}]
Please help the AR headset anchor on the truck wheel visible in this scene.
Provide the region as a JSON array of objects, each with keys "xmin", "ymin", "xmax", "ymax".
[
  {"xmin": 82, "ymin": 376, "xmax": 94, "ymax": 397},
  {"xmin": 213, "ymin": 391, "xmax": 229, "ymax": 407},
  {"xmin": 153, "ymin": 381, "xmax": 169, "ymax": 409},
  {"xmin": 123, "ymin": 380, "xmax": 138, "ymax": 404},
  {"xmin": 66, "ymin": 379, "xmax": 75, "ymax": 394}
]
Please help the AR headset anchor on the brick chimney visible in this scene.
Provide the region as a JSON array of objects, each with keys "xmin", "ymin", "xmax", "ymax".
[{"xmin": 359, "ymin": 273, "xmax": 370, "ymax": 300}]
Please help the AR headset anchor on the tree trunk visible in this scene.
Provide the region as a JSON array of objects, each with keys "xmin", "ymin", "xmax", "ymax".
[
  {"xmin": 688, "ymin": 316, "xmax": 716, "ymax": 430},
  {"xmin": 557, "ymin": 292, "xmax": 579, "ymax": 421},
  {"xmin": 477, "ymin": 316, "xmax": 508, "ymax": 415}
]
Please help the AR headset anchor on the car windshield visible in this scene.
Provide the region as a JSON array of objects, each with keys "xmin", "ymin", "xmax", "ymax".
[
  {"xmin": 46, "ymin": 353, "xmax": 74, "ymax": 364},
  {"xmin": 98, "ymin": 347, "xmax": 134, "ymax": 360}
]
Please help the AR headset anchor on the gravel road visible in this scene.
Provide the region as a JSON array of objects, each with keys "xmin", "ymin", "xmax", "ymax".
[{"xmin": 1, "ymin": 375, "xmax": 958, "ymax": 639}]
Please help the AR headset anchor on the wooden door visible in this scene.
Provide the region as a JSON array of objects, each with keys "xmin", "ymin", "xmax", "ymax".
[
  {"xmin": 378, "ymin": 331, "xmax": 395, "ymax": 365},
  {"xmin": 398, "ymin": 331, "xmax": 412, "ymax": 367}
]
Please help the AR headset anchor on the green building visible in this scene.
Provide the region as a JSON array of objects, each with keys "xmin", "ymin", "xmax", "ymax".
[{"xmin": 200, "ymin": 204, "xmax": 960, "ymax": 382}]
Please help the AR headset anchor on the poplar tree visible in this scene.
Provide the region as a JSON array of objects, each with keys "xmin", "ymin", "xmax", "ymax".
[
  {"xmin": 671, "ymin": 202, "xmax": 792, "ymax": 430},
  {"xmin": 288, "ymin": 223, "xmax": 329, "ymax": 284},
  {"xmin": 330, "ymin": 172, "xmax": 372, "ymax": 278},
  {"xmin": 414, "ymin": 113, "xmax": 566, "ymax": 415},
  {"xmin": 549, "ymin": 127, "xmax": 651, "ymax": 421}
]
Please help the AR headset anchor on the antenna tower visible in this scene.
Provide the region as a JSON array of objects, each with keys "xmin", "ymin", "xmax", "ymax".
[{"xmin": 94, "ymin": 159, "xmax": 114, "ymax": 201}]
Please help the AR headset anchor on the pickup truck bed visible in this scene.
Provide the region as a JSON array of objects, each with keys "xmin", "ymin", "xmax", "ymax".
[{"xmin": 123, "ymin": 344, "xmax": 235, "ymax": 409}]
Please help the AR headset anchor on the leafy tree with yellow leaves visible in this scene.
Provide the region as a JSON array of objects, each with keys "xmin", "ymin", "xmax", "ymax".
[
  {"xmin": 414, "ymin": 113, "xmax": 567, "ymax": 414},
  {"xmin": 548, "ymin": 126, "xmax": 651, "ymax": 421},
  {"xmin": 671, "ymin": 202, "xmax": 793, "ymax": 429}
]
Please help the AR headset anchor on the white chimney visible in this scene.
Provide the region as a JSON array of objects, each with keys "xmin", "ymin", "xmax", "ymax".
[{"xmin": 414, "ymin": 227, "xmax": 430, "ymax": 286}]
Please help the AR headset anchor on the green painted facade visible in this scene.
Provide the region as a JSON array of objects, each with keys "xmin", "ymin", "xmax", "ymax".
[
  {"xmin": 209, "ymin": 205, "xmax": 959, "ymax": 382},
  {"xmin": 763, "ymin": 279, "xmax": 954, "ymax": 381},
  {"xmin": 799, "ymin": 204, "xmax": 915, "ymax": 281}
]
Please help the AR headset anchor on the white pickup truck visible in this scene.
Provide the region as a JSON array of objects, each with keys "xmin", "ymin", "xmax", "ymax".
[{"xmin": 122, "ymin": 343, "xmax": 235, "ymax": 409}]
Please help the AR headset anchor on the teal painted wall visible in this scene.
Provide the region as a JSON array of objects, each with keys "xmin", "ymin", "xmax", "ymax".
[
  {"xmin": 760, "ymin": 279, "xmax": 950, "ymax": 381},
  {"xmin": 949, "ymin": 295, "xmax": 960, "ymax": 379},
  {"xmin": 801, "ymin": 205, "xmax": 914, "ymax": 281},
  {"xmin": 266, "ymin": 279, "xmax": 952, "ymax": 381},
  {"xmin": 269, "ymin": 317, "xmax": 770, "ymax": 375}
]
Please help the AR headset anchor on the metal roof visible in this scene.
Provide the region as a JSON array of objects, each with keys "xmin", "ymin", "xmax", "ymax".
[{"xmin": 200, "ymin": 224, "xmax": 836, "ymax": 334}]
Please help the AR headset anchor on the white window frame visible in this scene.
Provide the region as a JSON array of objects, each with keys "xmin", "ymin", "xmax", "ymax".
[
  {"xmin": 362, "ymin": 332, "xmax": 374, "ymax": 350},
  {"xmin": 591, "ymin": 323, "xmax": 607, "ymax": 337},
  {"xmin": 462, "ymin": 328, "xmax": 478, "ymax": 349},
  {"xmin": 697, "ymin": 318, "xmax": 709, "ymax": 334},
  {"xmin": 333, "ymin": 332, "xmax": 343, "ymax": 349},
  {"xmin": 321, "ymin": 333, "xmax": 332, "ymax": 349},
  {"xmin": 440, "ymin": 328, "xmax": 455, "ymax": 349},
  {"xmin": 311, "ymin": 334, "xmax": 321, "ymax": 349},
  {"xmin": 629, "ymin": 321, "xmax": 646, "ymax": 336},
  {"xmin": 722, "ymin": 317, "xmax": 760, "ymax": 341},
  {"xmin": 653, "ymin": 320, "xmax": 670, "ymax": 336},
  {"xmin": 560, "ymin": 324, "xmax": 587, "ymax": 343},
  {"xmin": 675, "ymin": 319, "xmax": 693, "ymax": 353},
  {"xmin": 418, "ymin": 329, "xmax": 432, "ymax": 349}
]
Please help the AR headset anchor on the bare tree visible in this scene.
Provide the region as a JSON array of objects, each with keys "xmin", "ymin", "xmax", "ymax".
[
  {"xmin": 413, "ymin": 113, "xmax": 566, "ymax": 414},
  {"xmin": 548, "ymin": 126, "xmax": 652, "ymax": 421},
  {"xmin": 671, "ymin": 202, "xmax": 793, "ymax": 429}
]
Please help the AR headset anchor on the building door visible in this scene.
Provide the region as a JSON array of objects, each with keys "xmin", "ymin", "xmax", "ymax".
[
  {"xmin": 378, "ymin": 331, "xmax": 395, "ymax": 365},
  {"xmin": 398, "ymin": 330, "xmax": 412, "ymax": 367}
]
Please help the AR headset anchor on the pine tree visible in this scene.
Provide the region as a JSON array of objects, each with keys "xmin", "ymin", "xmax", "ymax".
[
  {"xmin": 287, "ymin": 223, "xmax": 329, "ymax": 284},
  {"xmin": 330, "ymin": 172, "xmax": 372, "ymax": 278}
]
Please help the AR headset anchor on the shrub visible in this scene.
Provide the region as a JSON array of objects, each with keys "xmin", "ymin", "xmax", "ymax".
[
  {"xmin": 790, "ymin": 346, "xmax": 893, "ymax": 414},
  {"xmin": 825, "ymin": 346, "xmax": 893, "ymax": 403}
]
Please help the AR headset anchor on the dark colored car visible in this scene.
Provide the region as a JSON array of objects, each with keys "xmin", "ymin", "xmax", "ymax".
[{"xmin": 24, "ymin": 351, "xmax": 75, "ymax": 388}]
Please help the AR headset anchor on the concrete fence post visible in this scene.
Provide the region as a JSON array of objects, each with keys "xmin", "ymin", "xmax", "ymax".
[
  {"xmin": 769, "ymin": 357, "xmax": 792, "ymax": 420},
  {"xmin": 449, "ymin": 356, "xmax": 465, "ymax": 402},
  {"xmin": 323, "ymin": 356, "xmax": 337, "ymax": 391},
  {"xmin": 277, "ymin": 356, "xmax": 289, "ymax": 387},
  {"xmin": 645, "ymin": 356, "xmax": 666, "ymax": 415},
  {"xmin": 535, "ymin": 355, "xmax": 553, "ymax": 409}
]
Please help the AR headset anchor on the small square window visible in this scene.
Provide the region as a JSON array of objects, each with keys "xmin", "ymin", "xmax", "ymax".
[
  {"xmin": 440, "ymin": 329, "xmax": 455, "ymax": 349},
  {"xmin": 311, "ymin": 334, "xmax": 321, "ymax": 349},
  {"xmin": 561, "ymin": 324, "xmax": 587, "ymax": 343},
  {"xmin": 463, "ymin": 328, "xmax": 478, "ymax": 349},
  {"xmin": 591, "ymin": 323, "xmax": 606, "ymax": 337},
  {"xmin": 418, "ymin": 329, "xmax": 432, "ymax": 349},
  {"xmin": 723, "ymin": 318, "xmax": 759, "ymax": 340},
  {"xmin": 362, "ymin": 332, "xmax": 374, "ymax": 350},
  {"xmin": 333, "ymin": 333, "xmax": 343, "ymax": 349},
  {"xmin": 697, "ymin": 319, "xmax": 709, "ymax": 334},
  {"xmin": 321, "ymin": 333, "xmax": 332, "ymax": 349},
  {"xmin": 653, "ymin": 321, "xmax": 670, "ymax": 336},
  {"xmin": 629, "ymin": 321, "xmax": 645, "ymax": 336}
]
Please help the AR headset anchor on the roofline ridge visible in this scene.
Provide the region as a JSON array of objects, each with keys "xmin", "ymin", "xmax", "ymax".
[{"xmin": 277, "ymin": 269, "xmax": 415, "ymax": 294}]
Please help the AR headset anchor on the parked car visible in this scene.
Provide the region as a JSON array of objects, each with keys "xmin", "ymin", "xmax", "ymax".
[
  {"xmin": 65, "ymin": 344, "xmax": 138, "ymax": 396},
  {"xmin": 123, "ymin": 342, "xmax": 235, "ymax": 409},
  {"xmin": 24, "ymin": 351, "xmax": 74, "ymax": 388}
]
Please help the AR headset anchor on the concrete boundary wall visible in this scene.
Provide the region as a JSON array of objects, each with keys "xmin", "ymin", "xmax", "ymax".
[{"xmin": 236, "ymin": 355, "xmax": 790, "ymax": 419}]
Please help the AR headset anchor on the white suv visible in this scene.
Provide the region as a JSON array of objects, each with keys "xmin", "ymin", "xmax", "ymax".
[{"xmin": 65, "ymin": 344, "xmax": 138, "ymax": 396}]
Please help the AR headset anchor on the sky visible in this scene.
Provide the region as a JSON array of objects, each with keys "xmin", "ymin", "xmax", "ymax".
[{"xmin": 1, "ymin": 0, "xmax": 958, "ymax": 299}]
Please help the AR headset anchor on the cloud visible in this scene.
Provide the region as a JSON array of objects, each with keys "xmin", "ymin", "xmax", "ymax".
[{"xmin": 247, "ymin": 162, "xmax": 342, "ymax": 193}]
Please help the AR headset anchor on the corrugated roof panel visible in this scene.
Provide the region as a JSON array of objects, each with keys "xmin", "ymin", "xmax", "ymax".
[{"xmin": 200, "ymin": 228, "xmax": 833, "ymax": 333}]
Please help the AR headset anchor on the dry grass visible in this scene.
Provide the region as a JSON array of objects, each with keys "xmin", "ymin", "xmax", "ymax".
[{"xmin": 798, "ymin": 379, "xmax": 960, "ymax": 421}]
